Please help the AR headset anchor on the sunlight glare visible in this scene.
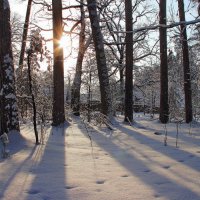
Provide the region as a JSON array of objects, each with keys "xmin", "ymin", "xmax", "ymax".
[{"xmin": 59, "ymin": 35, "xmax": 67, "ymax": 48}]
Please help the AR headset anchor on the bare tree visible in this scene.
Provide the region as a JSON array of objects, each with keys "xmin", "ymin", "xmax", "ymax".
[
  {"xmin": 71, "ymin": 0, "xmax": 87, "ymax": 116},
  {"xmin": 0, "ymin": 0, "xmax": 19, "ymax": 133},
  {"xmin": 52, "ymin": 0, "xmax": 65, "ymax": 125},
  {"xmin": 87, "ymin": 0, "xmax": 112, "ymax": 116},
  {"xmin": 159, "ymin": 0, "xmax": 169, "ymax": 123},
  {"xmin": 124, "ymin": 0, "xmax": 133, "ymax": 122},
  {"xmin": 178, "ymin": 0, "xmax": 193, "ymax": 123},
  {"xmin": 19, "ymin": 0, "xmax": 33, "ymax": 70}
]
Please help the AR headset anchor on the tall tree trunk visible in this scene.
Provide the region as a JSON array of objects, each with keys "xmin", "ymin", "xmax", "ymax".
[
  {"xmin": 19, "ymin": 0, "xmax": 32, "ymax": 70},
  {"xmin": 52, "ymin": 0, "xmax": 65, "ymax": 125},
  {"xmin": 0, "ymin": 0, "xmax": 19, "ymax": 133},
  {"xmin": 178, "ymin": 0, "xmax": 193, "ymax": 123},
  {"xmin": 124, "ymin": 0, "xmax": 133, "ymax": 122},
  {"xmin": 159, "ymin": 0, "xmax": 169, "ymax": 123},
  {"xmin": 71, "ymin": 1, "xmax": 86, "ymax": 116},
  {"xmin": 87, "ymin": 0, "xmax": 112, "ymax": 116}
]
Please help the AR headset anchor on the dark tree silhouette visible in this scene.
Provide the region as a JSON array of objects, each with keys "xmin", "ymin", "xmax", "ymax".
[
  {"xmin": 19, "ymin": 0, "xmax": 33, "ymax": 70},
  {"xmin": 124, "ymin": 0, "xmax": 133, "ymax": 123},
  {"xmin": 52, "ymin": 0, "xmax": 65, "ymax": 125},
  {"xmin": 0, "ymin": 0, "xmax": 19, "ymax": 134},
  {"xmin": 87, "ymin": 0, "xmax": 112, "ymax": 116},
  {"xmin": 71, "ymin": 0, "xmax": 86, "ymax": 116},
  {"xmin": 178, "ymin": 0, "xmax": 193, "ymax": 123},
  {"xmin": 159, "ymin": 0, "xmax": 169, "ymax": 123}
]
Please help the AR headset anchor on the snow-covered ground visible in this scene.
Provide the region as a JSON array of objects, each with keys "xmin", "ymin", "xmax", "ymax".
[{"xmin": 0, "ymin": 114, "xmax": 200, "ymax": 200}]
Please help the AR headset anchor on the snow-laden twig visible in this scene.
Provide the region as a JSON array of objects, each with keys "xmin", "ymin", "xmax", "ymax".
[{"xmin": 112, "ymin": 19, "xmax": 200, "ymax": 34}]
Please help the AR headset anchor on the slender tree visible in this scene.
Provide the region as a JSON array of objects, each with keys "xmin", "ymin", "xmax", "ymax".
[
  {"xmin": 71, "ymin": 1, "xmax": 86, "ymax": 116},
  {"xmin": 124, "ymin": 0, "xmax": 133, "ymax": 122},
  {"xmin": 0, "ymin": 0, "xmax": 19, "ymax": 133},
  {"xmin": 19, "ymin": 0, "xmax": 33, "ymax": 70},
  {"xmin": 52, "ymin": 0, "xmax": 65, "ymax": 125},
  {"xmin": 87, "ymin": 0, "xmax": 112, "ymax": 116},
  {"xmin": 178, "ymin": 0, "xmax": 193, "ymax": 123},
  {"xmin": 159, "ymin": 0, "xmax": 169, "ymax": 123},
  {"xmin": 27, "ymin": 49, "xmax": 39, "ymax": 144}
]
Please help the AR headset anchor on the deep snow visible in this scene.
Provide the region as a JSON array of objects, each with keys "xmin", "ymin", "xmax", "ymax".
[{"xmin": 0, "ymin": 114, "xmax": 200, "ymax": 200}]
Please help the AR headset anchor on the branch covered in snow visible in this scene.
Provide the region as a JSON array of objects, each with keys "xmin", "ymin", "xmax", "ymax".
[{"xmin": 113, "ymin": 19, "xmax": 200, "ymax": 34}]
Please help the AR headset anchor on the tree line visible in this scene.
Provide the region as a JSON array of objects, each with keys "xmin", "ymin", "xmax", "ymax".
[{"xmin": 0, "ymin": 0, "xmax": 200, "ymax": 143}]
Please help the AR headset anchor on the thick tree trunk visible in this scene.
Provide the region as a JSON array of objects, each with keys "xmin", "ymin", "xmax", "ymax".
[
  {"xmin": 19, "ymin": 0, "xmax": 32, "ymax": 70},
  {"xmin": 87, "ymin": 0, "xmax": 112, "ymax": 116},
  {"xmin": 52, "ymin": 0, "xmax": 65, "ymax": 126},
  {"xmin": 0, "ymin": 0, "xmax": 19, "ymax": 133},
  {"xmin": 159, "ymin": 0, "xmax": 169, "ymax": 123},
  {"xmin": 178, "ymin": 0, "xmax": 193, "ymax": 123},
  {"xmin": 124, "ymin": 0, "xmax": 133, "ymax": 122},
  {"xmin": 71, "ymin": 1, "xmax": 86, "ymax": 116}
]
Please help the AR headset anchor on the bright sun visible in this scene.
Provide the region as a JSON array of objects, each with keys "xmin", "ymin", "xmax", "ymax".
[{"xmin": 59, "ymin": 35, "xmax": 67, "ymax": 48}]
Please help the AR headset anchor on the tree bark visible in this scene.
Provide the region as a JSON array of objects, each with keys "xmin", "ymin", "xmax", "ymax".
[
  {"xmin": 19, "ymin": 0, "xmax": 32, "ymax": 70},
  {"xmin": 124, "ymin": 0, "xmax": 133, "ymax": 122},
  {"xmin": 27, "ymin": 51, "xmax": 39, "ymax": 144},
  {"xmin": 159, "ymin": 0, "xmax": 169, "ymax": 123},
  {"xmin": 0, "ymin": 0, "xmax": 19, "ymax": 133},
  {"xmin": 87, "ymin": 0, "xmax": 112, "ymax": 116},
  {"xmin": 52, "ymin": 0, "xmax": 65, "ymax": 126},
  {"xmin": 71, "ymin": 1, "xmax": 86, "ymax": 116},
  {"xmin": 178, "ymin": 0, "xmax": 193, "ymax": 123}
]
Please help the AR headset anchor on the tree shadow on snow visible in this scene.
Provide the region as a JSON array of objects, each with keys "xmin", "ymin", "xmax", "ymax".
[
  {"xmin": 75, "ymin": 117, "xmax": 200, "ymax": 200},
  {"xmin": 23, "ymin": 124, "xmax": 70, "ymax": 200}
]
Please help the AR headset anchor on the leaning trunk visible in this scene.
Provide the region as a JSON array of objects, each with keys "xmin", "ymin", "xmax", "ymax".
[
  {"xmin": 19, "ymin": 0, "xmax": 32, "ymax": 70},
  {"xmin": 71, "ymin": 1, "xmax": 86, "ymax": 116},
  {"xmin": 87, "ymin": 0, "xmax": 112, "ymax": 116}
]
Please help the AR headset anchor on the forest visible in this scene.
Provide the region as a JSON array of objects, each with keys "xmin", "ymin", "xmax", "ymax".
[{"xmin": 0, "ymin": 0, "xmax": 200, "ymax": 199}]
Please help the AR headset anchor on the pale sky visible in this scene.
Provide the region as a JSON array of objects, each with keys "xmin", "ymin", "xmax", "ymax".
[{"xmin": 9, "ymin": 0, "xmax": 198, "ymax": 73}]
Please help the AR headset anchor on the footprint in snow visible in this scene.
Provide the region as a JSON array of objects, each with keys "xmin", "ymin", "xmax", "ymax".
[
  {"xmin": 42, "ymin": 196, "xmax": 51, "ymax": 200},
  {"xmin": 96, "ymin": 180, "xmax": 105, "ymax": 184},
  {"xmin": 27, "ymin": 189, "xmax": 40, "ymax": 195},
  {"xmin": 143, "ymin": 169, "xmax": 151, "ymax": 173},
  {"xmin": 154, "ymin": 181, "xmax": 170, "ymax": 185},
  {"xmin": 189, "ymin": 154, "xmax": 195, "ymax": 158},
  {"xmin": 163, "ymin": 165, "xmax": 170, "ymax": 169},
  {"xmin": 65, "ymin": 185, "xmax": 77, "ymax": 190},
  {"xmin": 154, "ymin": 194, "xmax": 161, "ymax": 198},
  {"xmin": 121, "ymin": 174, "xmax": 129, "ymax": 177}
]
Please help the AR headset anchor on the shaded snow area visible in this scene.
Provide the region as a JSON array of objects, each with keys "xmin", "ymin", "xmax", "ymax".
[{"xmin": 1, "ymin": 114, "xmax": 200, "ymax": 200}]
